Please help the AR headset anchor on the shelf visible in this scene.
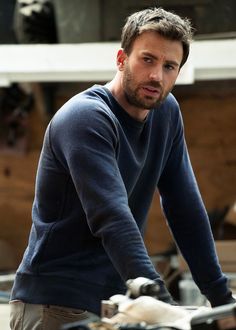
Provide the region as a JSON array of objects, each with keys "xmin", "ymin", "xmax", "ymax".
[{"xmin": 0, "ymin": 38, "xmax": 235, "ymax": 87}]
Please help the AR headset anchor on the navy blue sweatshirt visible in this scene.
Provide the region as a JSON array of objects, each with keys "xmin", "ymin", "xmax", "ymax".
[{"xmin": 11, "ymin": 85, "xmax": 233, "ymax": 314}]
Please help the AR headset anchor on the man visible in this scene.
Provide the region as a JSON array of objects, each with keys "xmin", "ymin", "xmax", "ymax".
[{"xmin": 10, "ymin": 7, "xmax": 235, "ymax": 330}]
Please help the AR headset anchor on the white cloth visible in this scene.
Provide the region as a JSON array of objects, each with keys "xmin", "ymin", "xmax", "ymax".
[{"xmin": 103, "ymin": 295, "xmax": 209, "ymax": 330}]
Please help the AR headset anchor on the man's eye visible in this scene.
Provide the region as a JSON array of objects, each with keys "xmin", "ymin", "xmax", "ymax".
[
  {"xmin": 143, "ymin": 57, "xmax": 152, "ymax": 63},
  {"xmin": 165, "ymin": 64, "xmax": 175, "ymax": 70}
]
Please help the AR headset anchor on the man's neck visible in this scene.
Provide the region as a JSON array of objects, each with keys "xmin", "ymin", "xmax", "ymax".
[{"xmin": 106, "ymin": 75, "xmax": 149, "ymax": 122}]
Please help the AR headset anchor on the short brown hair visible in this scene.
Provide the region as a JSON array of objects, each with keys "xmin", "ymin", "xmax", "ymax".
[{"xmin": 121, "ymin": 7, "xmax": 194, "ymax": 67}]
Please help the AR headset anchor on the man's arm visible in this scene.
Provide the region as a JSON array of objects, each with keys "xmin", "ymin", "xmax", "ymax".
[{"xmin": 158, "ymin": 105, "xmax": 235, "ymax": 306}]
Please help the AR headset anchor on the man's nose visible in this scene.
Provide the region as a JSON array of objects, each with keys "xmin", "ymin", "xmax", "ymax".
[{"xmin": 149, "ymin": 66, "xmax": 163, "ymax": 82}]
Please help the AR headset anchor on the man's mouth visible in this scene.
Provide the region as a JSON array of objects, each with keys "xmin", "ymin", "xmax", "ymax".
[{"xmin": 142, "ymin": 85, "xmax": 161, "ymax": 97}]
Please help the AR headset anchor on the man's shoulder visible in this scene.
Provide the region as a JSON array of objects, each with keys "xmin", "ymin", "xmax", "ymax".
[
  {"xmin": 163, "ymin": 92, "xmax": 179, "ymax": 109},
  {"xmin": 56, "ymin": 85, "xmax": 114, "ymax": 119},
  {"xmin": 154, "ymin": 93, "xmax": 182, "ymax": 130},
  {"xmin": 51, "ymin": 85, "xmax": 117, "ymax": 133},
  {"xmin": 69, "ymin": 84, "xmax": 111, "ymax": 109},
  {"xmin": 160, "ymin": 93, "xmax": 181, "ymax": 122}
]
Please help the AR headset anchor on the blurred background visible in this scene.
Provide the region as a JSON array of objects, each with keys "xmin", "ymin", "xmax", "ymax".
[{"xmin": 0, "ymin": 0, "xmax": 236, "ymax": 318}]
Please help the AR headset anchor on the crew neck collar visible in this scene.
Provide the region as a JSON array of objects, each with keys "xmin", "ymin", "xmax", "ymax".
[{"xmin": 102, "ymin": 85, "xmax": 149, "ymax": 129}]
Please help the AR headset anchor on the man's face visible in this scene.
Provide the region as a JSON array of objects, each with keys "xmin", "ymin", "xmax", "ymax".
[{"xmin": 119, "ymin": 31, "xmax": 183, "ymax": 111}]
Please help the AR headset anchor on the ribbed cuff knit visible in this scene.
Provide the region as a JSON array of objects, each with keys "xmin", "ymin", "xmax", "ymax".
[
  {"xmin": 155, "ymin": 280, "xmax": 177, "ymax": 305},
  {"xmin": 207, "ymin": 289, "xmax": 236, "ymax": 307}
]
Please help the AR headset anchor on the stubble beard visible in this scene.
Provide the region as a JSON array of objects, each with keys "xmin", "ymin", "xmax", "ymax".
[{"xmin": 122, "ymin": 66, "xmax": 166, "ymax": 110}]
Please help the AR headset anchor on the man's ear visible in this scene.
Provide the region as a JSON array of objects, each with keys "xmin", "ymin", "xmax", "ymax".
[{"xmin": 117, "ymin": 49, "xmax": 127, "ymax": 71}]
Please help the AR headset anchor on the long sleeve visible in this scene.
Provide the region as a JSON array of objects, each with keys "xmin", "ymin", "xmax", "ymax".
[
  {"xmin": 158, "ymin": 105, "xmax": 234, "ymax": 306},
  {"xmin": 51, "ymin": 98, "xmax": 161, "ymax": 284}
]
